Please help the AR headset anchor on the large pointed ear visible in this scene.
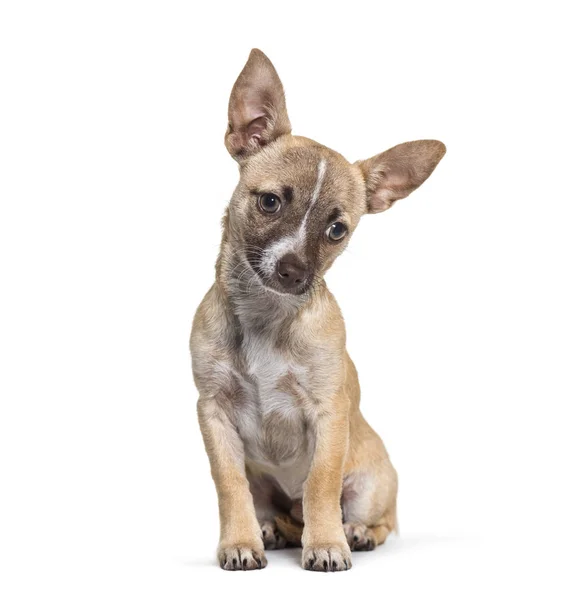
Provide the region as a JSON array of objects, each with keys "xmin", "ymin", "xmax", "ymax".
[
  {"xmin": 225, "ymin": 49, "xmax": 291, "ymax": 161},
  {"xmin": 356, "ymin": 140, "xmax": 446, "ymax": 213}
]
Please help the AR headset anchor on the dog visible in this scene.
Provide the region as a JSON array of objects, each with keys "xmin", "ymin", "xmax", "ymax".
[{"xmin": 190, "ymin": 49, "xmax": 445, "ymax": 571}]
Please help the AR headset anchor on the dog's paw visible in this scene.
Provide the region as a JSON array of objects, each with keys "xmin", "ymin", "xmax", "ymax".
[
  {"xmin": 343, "ymin": 523, "xmax": 377, "ymax": 551},
  {"xmin": 218, "ymin": 544, "xmax": 267, "ymax": 571},
  {"xmin": 261, "ymin": 520, "xmax": 287, "ymax": 550},
  {"xmin": 302, "ymin": 544, "xmax": 352, "ymax": 572}
]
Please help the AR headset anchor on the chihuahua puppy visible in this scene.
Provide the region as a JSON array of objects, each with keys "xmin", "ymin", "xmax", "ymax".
[{"xmin": 190, "ymin": 49, "xmax": 445, "ymax": 571}]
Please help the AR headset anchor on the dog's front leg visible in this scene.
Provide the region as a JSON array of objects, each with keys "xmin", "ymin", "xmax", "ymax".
[
  {"xmin": 197, "ymin": 397, "xmax": 266, "ymax": 570},
  {"xmin": 302, "ymin": 405, "xmax": 352, "ymax": 571}
]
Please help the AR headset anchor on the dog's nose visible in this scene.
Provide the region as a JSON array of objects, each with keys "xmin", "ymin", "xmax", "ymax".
[{"xmin": 276, "ymin": 254, "xmax": 308, "ymax": 291}]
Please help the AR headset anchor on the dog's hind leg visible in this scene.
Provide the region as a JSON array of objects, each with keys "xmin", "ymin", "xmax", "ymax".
[
  {"xmin": 342, "ymin": 479, "xmax": 397, "ymax": 551},
  {"xmin": 343, "ymin": 512, "xmax": 396, "ymax": 551},
  {"xmin": 341, "ymin": 418, "xmax": 398, "ymax": 551},
  {"xmin": 247, "ymin": 469, "xmax": 293, "ymax": 549}
]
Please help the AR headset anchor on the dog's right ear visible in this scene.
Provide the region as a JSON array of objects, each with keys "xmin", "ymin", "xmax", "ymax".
[
  {"xmin": 225, "ymin": 49, "xmax": 291, "ymax": 161},
  {"xmin": 356, "ymin": 140, "xmax": 446, "ymax": 213}
]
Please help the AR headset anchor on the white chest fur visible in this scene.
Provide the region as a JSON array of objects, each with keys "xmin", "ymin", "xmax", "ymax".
[{"xmin": 232, "ymin": 330, "xmax": 314, "ymax": 498}]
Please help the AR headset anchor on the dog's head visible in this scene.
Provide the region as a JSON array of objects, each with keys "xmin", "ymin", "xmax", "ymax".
[{"xmin": 224, "ymin": 49, "xmax": 445, "ymax": 296}]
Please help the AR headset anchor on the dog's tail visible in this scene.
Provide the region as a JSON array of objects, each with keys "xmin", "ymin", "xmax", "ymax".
[
  {"xmin": 274, "ymin": 499, "xmax": 399, "ymax": 547},
  {"xmin": 274, "ymin": 514, "xmax": 304, "ymax": 546}
]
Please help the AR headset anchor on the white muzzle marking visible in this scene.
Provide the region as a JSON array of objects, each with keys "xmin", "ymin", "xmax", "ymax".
[{"xmin": 260, "ymin": 159, "xmax": 327, "ymax": 277}]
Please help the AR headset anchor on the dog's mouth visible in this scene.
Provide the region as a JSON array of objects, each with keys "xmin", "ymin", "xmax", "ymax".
[
  {"xmin": 261, "ymin": 278, "xmax": 310, "ymax": 296},
  {"xmin": 245, "ymin": 253, "xmax": 312, "ymax": 296}
]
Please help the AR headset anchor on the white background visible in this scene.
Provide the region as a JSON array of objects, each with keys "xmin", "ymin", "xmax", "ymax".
[{"xmin": 1, "ymin": 1, "xmax": 579, "ymax": 598}]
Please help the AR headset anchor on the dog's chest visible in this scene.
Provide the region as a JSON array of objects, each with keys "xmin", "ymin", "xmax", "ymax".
[{"xmin": 233, "ymin": 331, "xmax": 314, "ymax": 476}]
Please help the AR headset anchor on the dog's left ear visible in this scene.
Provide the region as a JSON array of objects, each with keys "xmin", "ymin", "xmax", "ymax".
[
  {"xmin": 356, "ymin": 140, "xmax": 446, "ymax": 213},
  {"xmin": 225, "ymin": 49, "xmax": 291, "ymax": 161}
]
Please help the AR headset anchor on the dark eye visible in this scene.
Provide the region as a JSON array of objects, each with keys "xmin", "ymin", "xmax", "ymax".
[
  {"xmin": 258, "ymin": 193, "xmax": 281, "ymax": 214},
  {"xmin": 326, "ymin": 221, "xmax": 348, "ymax": 242}
]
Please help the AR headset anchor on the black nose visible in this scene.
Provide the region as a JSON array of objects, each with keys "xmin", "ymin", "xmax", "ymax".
[{"xmin": 276, "ymin": 254, "xmax": 308, "ymax": 291}]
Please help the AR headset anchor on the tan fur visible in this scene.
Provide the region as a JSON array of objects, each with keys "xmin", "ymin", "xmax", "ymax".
[{"xmin": 191, "ymin": 49, "xmax": 445, "ymax": 571}]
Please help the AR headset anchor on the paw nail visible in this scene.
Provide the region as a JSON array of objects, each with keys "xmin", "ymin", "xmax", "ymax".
[{"xmin": 323, "ymin": 559, "xmax": 328, "ymax": 571}]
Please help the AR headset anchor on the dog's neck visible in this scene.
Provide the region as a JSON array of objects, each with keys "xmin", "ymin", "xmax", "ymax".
[{"xmin": 215, "ymin": 238, "xmax": 319, "ymax": 335}]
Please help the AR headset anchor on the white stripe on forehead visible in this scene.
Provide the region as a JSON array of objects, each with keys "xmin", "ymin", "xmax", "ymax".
[
  {"xmin": 311, "ymin": 159, "xmax": 328, "ymax": 206},
  {"xmin": 260, "ymin": 158, "xmax": 328, "ymax": 276},
  {"xmin": 298, "ymin": 159, "xmax": 327, "ymax": 239}
]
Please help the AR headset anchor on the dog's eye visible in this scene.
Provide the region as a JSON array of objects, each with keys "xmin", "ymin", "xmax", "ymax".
[
  {"xmin": 326, "ymin": 222, "xmax": 348, "ymax": 242},
  {"xmin": 259, "ymin": 193, "xmax": 281, "ymax": 214}
]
